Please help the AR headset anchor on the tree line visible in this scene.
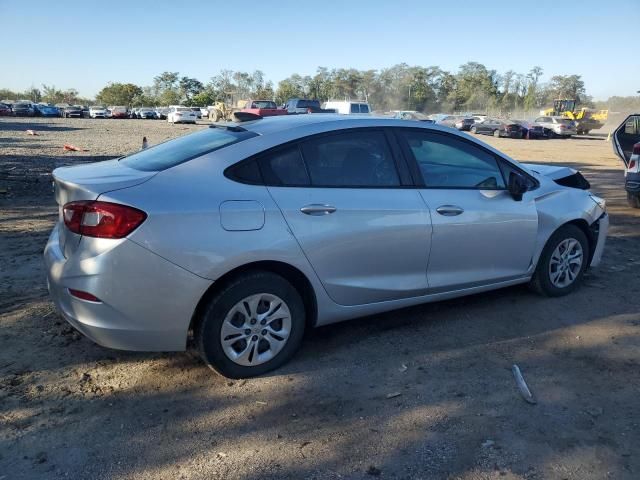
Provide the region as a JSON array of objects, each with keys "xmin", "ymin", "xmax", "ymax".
[{"xmin": 1, "ymin": 62, "xmax": 634, "ymax": 114}]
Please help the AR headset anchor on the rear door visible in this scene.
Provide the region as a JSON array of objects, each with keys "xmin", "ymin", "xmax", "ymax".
[
  {"xmin": 395, "ymin": 128, "xmax": 538, "ymax": 290},
  {"xmin": 262, "ymin": 128, "xmax": 432, "ymax": 306}
]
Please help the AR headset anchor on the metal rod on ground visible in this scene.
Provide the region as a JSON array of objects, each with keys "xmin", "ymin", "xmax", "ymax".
[{"xmin": 512, "ymin": 364, "xmax": 537, "ymax": 404}]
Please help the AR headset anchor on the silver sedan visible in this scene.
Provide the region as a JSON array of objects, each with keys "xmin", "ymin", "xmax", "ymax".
[{"xmin": 44, "ymin": 115, "xmax": 608, "ymax": 378}]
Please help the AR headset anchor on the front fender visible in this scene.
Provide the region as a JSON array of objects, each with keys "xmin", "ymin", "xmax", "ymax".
[{"xmin": 531, "ymin": 187, "xmax": 603, "ymax": 269}]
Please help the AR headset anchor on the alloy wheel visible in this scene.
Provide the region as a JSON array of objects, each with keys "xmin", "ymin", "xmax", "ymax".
[
  {"xmin": 220, "ymin": 293, "xmax": 292, "ymax": 366},
  {"xmin": 548, "ymin": 238, "xmax": 583, "ymax": 288}
]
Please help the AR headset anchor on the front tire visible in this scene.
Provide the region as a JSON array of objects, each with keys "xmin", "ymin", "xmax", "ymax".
[
  {"xmin": 195, "ymin": 271, "xmax": 306, "ymax": 378},
  {"xmin": 471, "ymin": 126, "xmax": 477, "ymax": 134},
  {"xmin": 627, "ymin": 192, "xmax": 640, "ymax": 209},
  {"xmin": 529, "ymin": 225, "xmax": 589, "ymax": 297}
]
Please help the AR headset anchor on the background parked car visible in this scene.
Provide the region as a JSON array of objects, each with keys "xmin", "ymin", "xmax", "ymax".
[
  {"xmin": 534, "ymin": 116, "xmax": 577, "ymax": 138},
  {"xmin": 431, "ymin": 114, "xmax": 459, "ymax": 127},
  {"xmin": 285, "ymin": 98, "xmax": 335, "ymax": 114},
  {"xmin": 154, "ymin": 107, "xmax": 168, "ymax": 120},
  {"xmin": 61, "ymin": 105, "xmax": 84, "ymax": 118},
  {"xmin": 323, "ymin": 100, "xmax": 371, "ymax": 115},
  {"xmin": 454, "ymin": 117, "xmax": 475, "ymax": 131},
  {"xmin": 0, "ymin": 103, "xmax": 12, "ymax": 116},
  {"xmin": 471, "ymin": 118, "xmax": 525, "ymax": 138},
  {"xmin": 190, "ymin": 107, "xmax": 202, "ymax": 119},
  {"xmin": 391, "ymin": 111, "xmax": 434, "ymax": 122},
  {"xmin": 89, "ymin": 106, "xmax": 108, "ymax": 118},
  {"xmin": 199, "ymin": 107, "xmax": 209, "ymax": 118},
  {"xmin": 512, "ymin": 120, "xmax": 549, "ymax": 139},
  {"xmin": 34, "ymin": 103, "xmax": 60, "ymax": 117},
  {"xmin": 167, "ymin": 106, "xmax": 197, "ymax": 124},
  {"xmin": 12, "ymin": 102, "xmax": 35, "ymax": 117},
  {"xmin": 137, "ymin": 107, "xmax": 156, "ymax": 119},
  {"xmin": 109, "ymin": 106, "xmax": 129, "ymax": 119}
]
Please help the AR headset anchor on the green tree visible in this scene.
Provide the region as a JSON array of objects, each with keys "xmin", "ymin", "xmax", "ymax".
[
  {"xmin": 179, "ymin": 77, "xmax": 204, "ymax": 105},
  {"xmin": 42, "ymin": 85, "xmax": 65, "ymax": 104},
  {"xmin": 96, "ymin": 83, "xmax": 143, "ymax": 106}
]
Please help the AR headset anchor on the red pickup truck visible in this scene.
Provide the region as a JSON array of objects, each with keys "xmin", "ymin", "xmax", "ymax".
[{"xmin": 241, "ymin": 100, "xmax": 287, "ymax": 117}]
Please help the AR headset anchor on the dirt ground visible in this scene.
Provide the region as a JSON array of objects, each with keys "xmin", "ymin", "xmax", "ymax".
[{"xmin": 1, "ymin": 117, "xmax": 639, "ymax": 480}]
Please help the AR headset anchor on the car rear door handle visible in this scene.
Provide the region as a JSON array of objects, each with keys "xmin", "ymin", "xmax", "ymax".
[
  {"xmin": 300, "ymin": 204, "xmax": 337, "ymax": 216},
  {"xmin": 436, "ymin": 205, "xmax": 464, "ymax": 216}
]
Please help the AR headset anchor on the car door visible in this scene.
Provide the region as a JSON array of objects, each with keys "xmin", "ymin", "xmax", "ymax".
[
  {"xmin": 478, "ymin": 120, "xmax": 494, "ymax": 134},
  {"xmin": 261, "ymin": 128, "xmax": 432, "ymax": 306},
  {"xmin": 395, "ymin": 128, "xmax": 538, "ymax": 291}
]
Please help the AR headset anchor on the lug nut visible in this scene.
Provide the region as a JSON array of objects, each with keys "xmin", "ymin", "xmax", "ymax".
[
  {"xmin": 261, "ymin": 329, "xmax": 267, "ymax": 336},
  {"xmin": 250, "ymin": 319, "xmax": 256, "ymax": 325},
  {"xmin": 260, "ymin": 319, "xmax": 266, "ymax": 325},
  {"xmin": 252, "ymin": 335, "xmax": 258, "ymax": 341},
  {"xmin": 244, "ymin": 329, "xmax": 251, "ymax": 335}
]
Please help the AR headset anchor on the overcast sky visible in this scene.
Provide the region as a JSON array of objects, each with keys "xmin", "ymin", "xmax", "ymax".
[{"xmin": 2, "ymin": 0, "xmax": 638, "ymax": 100}]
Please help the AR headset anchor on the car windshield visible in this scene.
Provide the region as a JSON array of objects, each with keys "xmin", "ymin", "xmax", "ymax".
[
  {"xmin": 177, "ymin": 107, "xmax": 191, "ymax": 112},
  {"xmin": 252, "ymin": 101, "xmax": 277, "ymax": 109},
  {"xmin": 120, "ymin": 127, "xmax": 258, "ymax": 171},
  {"xmin": 92, "ymin": 106, "xmax": 105, "ymax": 110},
  {"xmin": 14, "ymin": 103, "xmax": 30, "ymax": 107}
]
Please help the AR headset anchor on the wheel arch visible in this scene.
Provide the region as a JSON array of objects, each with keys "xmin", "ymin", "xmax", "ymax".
[{"xmin": 188, "ymin": 260, "xmax": 318, "ymax": 337}]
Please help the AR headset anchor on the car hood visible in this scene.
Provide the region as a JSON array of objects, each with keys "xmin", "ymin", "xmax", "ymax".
[{"xmin": 521, "ymin": 163, "xmax": 577, "ymax": 181}]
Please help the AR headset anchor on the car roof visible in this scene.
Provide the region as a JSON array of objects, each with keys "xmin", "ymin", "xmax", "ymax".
[{"xmin": 230, "ymin": 113, "xmax": 467, "ymax": 137}]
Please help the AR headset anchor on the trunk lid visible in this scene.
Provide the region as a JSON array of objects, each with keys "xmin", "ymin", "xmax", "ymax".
[{"xmin": 52, "ymin": 159, "xmax": 156, "ymax": 257}]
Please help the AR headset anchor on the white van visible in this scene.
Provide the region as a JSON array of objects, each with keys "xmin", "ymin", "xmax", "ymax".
[{"xmin": 323, "ymin": 100, "xmax": 371, "ymax": 115}]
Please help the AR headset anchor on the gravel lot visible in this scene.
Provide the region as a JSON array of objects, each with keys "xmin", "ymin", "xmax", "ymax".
[{"xmin": 1, "ymin": 117, "xmax": 639, "ymax": 480}]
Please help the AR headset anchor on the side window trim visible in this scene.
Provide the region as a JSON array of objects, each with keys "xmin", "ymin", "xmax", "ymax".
[{"xmin": 393, "ymin": 127, "xmax": 537, "ymax": 190}]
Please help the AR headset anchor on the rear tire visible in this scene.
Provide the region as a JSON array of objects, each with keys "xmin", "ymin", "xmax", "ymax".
[
  {"xmin": 471, "ymin": 126, "xmax": 477, "ymax": 134},
  {"xmin": 627, "ymin": 192, "xmax": 640, "ymax": 209},
  {"xmin": 529, "ymin": 225, "xmax": 589, "ymax": 297},
  {"xmin": 195, "ymin": 271, "xmax": 306, "ymax": 378},
  {"xmin": 493, "ymin": 129, "xmax": 500, "ymax": 138}
]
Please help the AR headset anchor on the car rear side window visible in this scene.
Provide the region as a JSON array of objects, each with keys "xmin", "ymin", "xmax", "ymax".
[
  {"xmin": 258, "ymin": 146, "xmax": 310, "ymax": 186},
  {"xmin": 301, "ymin": 130, "xmax": 400, "ymax": 187},
  {"xmin": 398, "ymin": 130, "xmax": 505, "ymax": 189},
  {"xmin": 120, "ymin": 127, "xmax": 257, "ymax": 171}
]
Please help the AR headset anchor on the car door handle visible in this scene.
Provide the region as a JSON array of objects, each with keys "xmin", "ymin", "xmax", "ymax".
[
  {"xmin": 300, "ymin": 204, "xmax": 337, "ymax": 216},
  {"xmin": 436, "ymin": 205, "xmax": 464, "ymax": 216}
]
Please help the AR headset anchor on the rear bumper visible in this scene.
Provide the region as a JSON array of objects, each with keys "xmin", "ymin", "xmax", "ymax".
[
  {"xmin": 625, "ymin": 172, "xmax": 640, "ymax": 193},
  {"xmin": 44, "ymin": 224, "xmax": 212, "ymax": 351}
]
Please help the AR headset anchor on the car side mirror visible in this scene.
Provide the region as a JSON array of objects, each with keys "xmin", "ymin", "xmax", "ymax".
[{"xmin": 508, "ymin": 172, "xmax": 528, "ymax": 201}]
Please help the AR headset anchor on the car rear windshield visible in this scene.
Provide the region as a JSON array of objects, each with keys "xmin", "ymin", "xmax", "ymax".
[
  {"xmin": 297, "ymin": 100, "xmax": 321, "ymax": 108},
  {"xmin": 120, "ymin": 127, "xmax": 258, "ymax": 172},
  {"xmin": 252, "ymin": 101, "xmax": 277, "ymax": 109}
]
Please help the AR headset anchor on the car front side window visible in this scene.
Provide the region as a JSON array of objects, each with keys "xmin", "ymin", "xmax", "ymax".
[{"xmin": 398, "ymin": 130, "xmax": 506, "ymax": 189}]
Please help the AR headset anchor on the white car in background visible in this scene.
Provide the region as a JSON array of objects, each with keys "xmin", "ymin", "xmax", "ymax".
[
  {"xmin": 89, "ymin": 106, "xmax": 108, "ymax": 118},
  {"xmin": 323, "ymin": 100, "xmax": 371, "ymax": 115},
  {"xmin": 534, "ymin": 116, "xmax": 578, "ymax": 138},
  {"xmin": 167, "ymin": 106, "xmax": 198, "ymax": 124}
]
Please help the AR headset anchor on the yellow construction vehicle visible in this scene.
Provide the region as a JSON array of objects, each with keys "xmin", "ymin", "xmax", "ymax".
[{"xmin": 540, "ymin": 99, "xmax": 608, "ymax": 135}]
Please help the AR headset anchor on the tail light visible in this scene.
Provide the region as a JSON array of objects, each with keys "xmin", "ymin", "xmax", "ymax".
[
  {"xmin": 175, "ymin": 113, "xmax": 183, "ymax": 116},
  {"xmin": 632, "ymin": 143, "xmax": 640, "ymax": 156},
  {"xmin": 307, "ymin": 107, "xmax": 313, "ymax": 114},
  {"xmin": 63, "ymin": 201, "xmax": 146, "ymax": 239}
]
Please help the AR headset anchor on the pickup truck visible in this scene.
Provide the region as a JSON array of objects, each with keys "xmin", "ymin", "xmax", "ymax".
[
  {"xmin": 240, "ymin": 100, "xmax": 288, "ymax": 117},
  {"xmin": 285, "ymin": 98, "xmax": 336, "ymax": 114}
]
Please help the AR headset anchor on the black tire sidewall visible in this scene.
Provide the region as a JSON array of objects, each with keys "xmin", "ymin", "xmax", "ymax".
[
  {"xmin": 196, "ymin": 272, "xmax": 305, "ymax": 378},
  {"xmin": 627, "ymin": 192, "xmax": 640, "ymax": 209},
  {"xmin": 532, "ymin": 225, "xmax": 589, "ymax": 297}
]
